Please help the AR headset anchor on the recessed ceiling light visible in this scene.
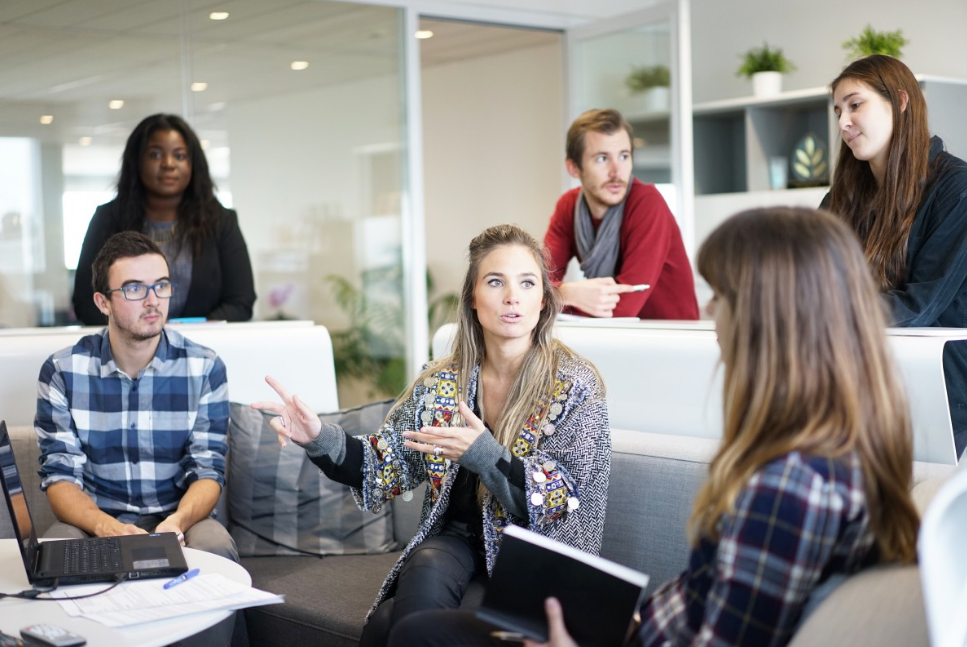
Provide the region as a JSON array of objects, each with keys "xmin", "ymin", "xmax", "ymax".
[
  {"xmin": 191, "ymin": 82, "xmax": 208, "ymax": 92},
  {"xmin": 414, "ymin": 30, "xmax": 434, "ymax": 40},
  {"xmin": 210, "ymin": 11, "xmax": 229, "ymax": 20},
  {"xmin": 201, "ymin": 139, "xmax": 210, "ymax": 150},
  {"xmin": 208, "ymin": 102, "xmax": 226, "ymax": 112},
  {"xmin": 290, "ymin": 61, "xmax": 309, "ymax": 71},
  {"xmin": 79, "ymin": 137, "xmax": 92, "ymax": 146},
  {"xmin": 109, "ymin": 100, "xmax": 124, "ymax": 110},
  {"xmin": 39, "ymin": 115, "xmax": 53, "ymax": 125}
]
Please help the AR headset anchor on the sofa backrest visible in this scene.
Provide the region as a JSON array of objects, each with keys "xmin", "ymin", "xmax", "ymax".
[
  {"xmin": 0, "ymin": 321, "xmax": 339, "ymax": 428},
  {"xmin": 432, "ymin": 322, "xmax": 965, "ymax": 465}
]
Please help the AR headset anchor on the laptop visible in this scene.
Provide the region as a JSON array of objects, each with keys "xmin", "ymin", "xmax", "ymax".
[{"xmin": 0, "ymin": 420, "xmax": 189, "ymax": 586}]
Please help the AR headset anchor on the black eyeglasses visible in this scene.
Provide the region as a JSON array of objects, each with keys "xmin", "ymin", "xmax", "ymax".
[{"xmin": 105, "ymin": 282, "xmax": 176, "ymax": 301}]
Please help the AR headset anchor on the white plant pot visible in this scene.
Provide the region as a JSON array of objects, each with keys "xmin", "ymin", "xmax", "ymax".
[
  {"xmin": 752, "ymin": 71, "xmax": 783, "ymax": 97},
  {"xmin": 630, "ymin": 87, "xmax": 670, "ymax": 114}
]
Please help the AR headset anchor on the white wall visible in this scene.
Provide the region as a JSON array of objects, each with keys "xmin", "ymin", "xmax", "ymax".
[
  {"xmin": 690, "ymin": 0, "xmax": 967, "ymax": 104},
  {"xmin": 227, "ymin": 73, "xmax": 405, "ymax": 329},
  {"xmin": 421, "ymin": 42, "xmax": 564, "ymax": 299}
]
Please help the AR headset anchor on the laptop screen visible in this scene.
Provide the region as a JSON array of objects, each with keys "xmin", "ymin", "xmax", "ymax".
[{"xmin": 0, "ymin": 421, "xmax": 40, "ymax": 575}]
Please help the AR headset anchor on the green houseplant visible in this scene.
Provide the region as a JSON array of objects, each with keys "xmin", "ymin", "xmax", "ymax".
[
  {"xmin": 736, "ymin": 42, "xmax": 796, "ymax": 97},
  {"xmin": 625, "ymin": 64, "xmax": 671, "ymax": 113},
  {"xmin": 326, "ymin": 267, "xmax": 458, "ymax": 401},
  {"xmin": 625, "ymin": 65, "xmax": 671, "ymax": 94},
  {"xmin": 842, "ymin": 25, "xmax": 907, "ymax": 59}
]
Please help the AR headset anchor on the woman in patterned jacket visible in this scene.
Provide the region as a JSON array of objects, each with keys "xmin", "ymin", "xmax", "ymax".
[
  {"xmin": 254, "ymin": 223, "xmax": 611, "ymax": 646},
  {"xmin": 521, "ymin": 208, "xmax": 921, "ymax": 647}
]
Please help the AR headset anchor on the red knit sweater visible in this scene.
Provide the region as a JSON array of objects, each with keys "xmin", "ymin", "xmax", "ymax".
[{"xmin": 544, "ymin": 179, "xmax": 699, "ymax": 320}]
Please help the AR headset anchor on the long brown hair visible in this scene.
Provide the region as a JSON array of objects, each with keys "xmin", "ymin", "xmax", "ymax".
[
  {"xmin": 693, "ymin": 207, "xmax": 918, "ymax": 563},
  {"xmin": 828, "ymin": 55, "xmax": 930, "ymax": 290},
  {"xmin": 400, "ymin": 224, "xmax": 587, "ymax": 451}
]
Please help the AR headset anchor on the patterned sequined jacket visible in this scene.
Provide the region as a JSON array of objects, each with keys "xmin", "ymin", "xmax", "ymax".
[{"xmin": 352, "ymin": 347, "xmax": 611, "ymax": 620}]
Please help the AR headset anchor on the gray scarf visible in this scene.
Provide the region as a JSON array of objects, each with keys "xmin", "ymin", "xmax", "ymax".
[{"xmin": 573, "ymin": 181, "xmax": 632, "ymax": 279}]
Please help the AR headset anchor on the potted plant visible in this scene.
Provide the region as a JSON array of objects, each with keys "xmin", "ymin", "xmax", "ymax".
[
  {"xmin": 737, "ymin": 42, "xmax": 796, "ymax": 97},
  {"xmin": 842, "ymin": 25, "xmax": 907, "ymax": 60},
  {"xmin": 625, "ymin": 65, "xmax": 671, "ymax": 113}
]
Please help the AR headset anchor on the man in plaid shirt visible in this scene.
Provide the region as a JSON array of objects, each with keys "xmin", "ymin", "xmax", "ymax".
[{"xmin": 35, "ymin": 231, "xmax": 236, "ymax": 563}]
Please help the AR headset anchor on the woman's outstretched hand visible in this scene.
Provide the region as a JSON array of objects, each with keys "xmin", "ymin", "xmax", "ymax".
[
  {"xmin": 250, "ymin": 375, "xmax": 322, "ymax": 446},
  {"xmin": 402, "ymin": 401, "xmax": 485, "ymax": 462},
  {"xmin": 523, "ymin": 598, "xmax": 578, "ymax": 647}
]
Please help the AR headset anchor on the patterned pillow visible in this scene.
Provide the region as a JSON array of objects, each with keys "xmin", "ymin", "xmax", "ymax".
[{"xmin": 227, "ymin": 399, "xmax": 397, "ymax": 557}]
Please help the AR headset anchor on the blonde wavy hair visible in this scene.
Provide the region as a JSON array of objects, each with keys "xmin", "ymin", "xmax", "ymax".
[
  {"xmin": 401, "ymin": 224, "xmax": 586, "ymax": 467},
  {"xmin": 693, "ymin": 207, "xmax": 919, "ymax": 563}
]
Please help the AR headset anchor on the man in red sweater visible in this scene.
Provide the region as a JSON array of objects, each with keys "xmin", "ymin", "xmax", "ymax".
[{"xmin": 544, "ymin": 109, "xmax": 698, "ymax": 319}]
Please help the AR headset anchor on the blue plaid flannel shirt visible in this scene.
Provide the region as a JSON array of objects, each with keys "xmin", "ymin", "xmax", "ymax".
[
  {"xmin": 636, "ymin": 451, "xmax": 877, "ymax": 647},
  {"xmin": 35, "ymin": 328, "xmax": 229, "ymax": 521}
]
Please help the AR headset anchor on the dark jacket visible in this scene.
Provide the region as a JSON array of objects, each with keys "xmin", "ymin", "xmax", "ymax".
[
  {"xmin": 823, "ymin": 136, "xmax": 967, "ymax": 456},
  {"xmin": 72, "ymin": 201, "xmax": 256, "ymax": 324}
]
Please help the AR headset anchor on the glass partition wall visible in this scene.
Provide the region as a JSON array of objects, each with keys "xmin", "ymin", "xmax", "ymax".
[{"xmin": 0, "ymin": 0, "xmax": 410, "ymax": 405}]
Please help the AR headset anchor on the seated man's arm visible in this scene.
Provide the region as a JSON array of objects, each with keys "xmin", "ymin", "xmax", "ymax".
[
  {"xmin": 47, "ymin": 481, "xmax": 146, "ymax": 537},
  {"xmin": 155, "ymin": 478, "xmax": 221, "ymax": 539},
  {"xmin": 36, "ymin": 357, "xmax": 145, "ymax": 537},
  {"xmin": 168, "ymin": 355, "xmax": 229, "ymax": 534}
]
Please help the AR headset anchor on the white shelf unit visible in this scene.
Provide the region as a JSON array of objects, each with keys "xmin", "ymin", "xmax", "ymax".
[{"xmin": 693, "ymin": 87, "xmax": 835, "ymax": 196}]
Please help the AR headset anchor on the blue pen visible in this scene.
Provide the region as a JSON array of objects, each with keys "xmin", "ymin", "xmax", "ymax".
[{"xmin": 164, "ymin": 568, "xmax": 200, "ymax": 589}]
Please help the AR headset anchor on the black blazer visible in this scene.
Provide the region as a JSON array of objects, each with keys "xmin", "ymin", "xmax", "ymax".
[{"xmin": 72, "ymin": 201, "xmax": 257, "ymax": 325}]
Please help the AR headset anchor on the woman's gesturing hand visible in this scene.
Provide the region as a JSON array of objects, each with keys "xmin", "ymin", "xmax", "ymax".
[
  {"xmin": 250, "ymin": 375, "xmax": 322, "ymax": 447},
  {"xmin": 402, "ymin": 401, "xmax": 485, "ymax": 462}
]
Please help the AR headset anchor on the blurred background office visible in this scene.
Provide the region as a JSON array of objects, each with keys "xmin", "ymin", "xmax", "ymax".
[{"xmin": 0, "ymin": 0, "xmax": 964, "ymax": 405}]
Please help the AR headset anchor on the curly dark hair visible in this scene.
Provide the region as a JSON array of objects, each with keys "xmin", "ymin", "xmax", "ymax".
[{"xmin": 115, "ymin": 113, "xmax": 220, "ymax": 256}]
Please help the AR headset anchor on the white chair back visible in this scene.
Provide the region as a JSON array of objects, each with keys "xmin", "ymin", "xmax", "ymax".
[{"xmin": 919, "ymin": 465, "xmax": 967, "ymax": 647}]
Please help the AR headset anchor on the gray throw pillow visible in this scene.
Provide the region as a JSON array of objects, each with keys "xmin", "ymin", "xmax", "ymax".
[{"xmin": 227, "ymin": 399, "xmax": 397, "ymax": 557}]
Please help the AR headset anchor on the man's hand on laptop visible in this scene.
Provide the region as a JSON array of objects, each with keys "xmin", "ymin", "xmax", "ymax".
[
  {"xmin": 155, "ymin": 519, "xmax": 186, "ymax": 546},
  {"xmin": 95, "ymin": 518, "xmax": 148, "ymax": 537},
  {"xmin": 559, "ymin": 278, "xmax": 637, "ymax": 318}
]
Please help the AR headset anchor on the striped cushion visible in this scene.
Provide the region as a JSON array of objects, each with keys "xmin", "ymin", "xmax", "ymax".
[{"xmin": 227, "ymin": 400, "xmax": 397, "ymax": 557}]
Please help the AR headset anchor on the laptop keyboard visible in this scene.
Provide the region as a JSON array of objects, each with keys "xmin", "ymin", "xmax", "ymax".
[{"xmin": 63, "ymin": 537, "xmax": 122, "ymax": 574}]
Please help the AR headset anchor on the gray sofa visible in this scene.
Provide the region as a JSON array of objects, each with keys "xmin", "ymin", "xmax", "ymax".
[{"xmin": 4, "ymin": 424, "xmax": 947, "ymax": 647}]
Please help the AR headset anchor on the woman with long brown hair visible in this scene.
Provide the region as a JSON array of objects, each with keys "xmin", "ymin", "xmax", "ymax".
[
  {"xmin": 519, "ymin": 207, "xmax": 919, "ymax": 647},
  {"xmin": 253, "ymin": 224, "xmax": 610, "ymax": 646},
  {"xmin": 824, "ymin": 54, "xmax": 967, "ymax": 458}
]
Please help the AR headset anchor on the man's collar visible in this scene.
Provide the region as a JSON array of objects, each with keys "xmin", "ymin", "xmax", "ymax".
[{"xmin": 99, "ymin": 328, "xmax": 169, "ymax": 379}]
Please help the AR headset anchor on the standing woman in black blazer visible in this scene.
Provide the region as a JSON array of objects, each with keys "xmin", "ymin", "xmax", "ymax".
[{"xmin": 73, "ymin": 113, "xmax": 256, "ymax": 324}]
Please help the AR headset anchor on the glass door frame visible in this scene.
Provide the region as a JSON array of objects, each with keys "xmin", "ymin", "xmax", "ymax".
[
  {"xmin": 563, "ymin": 0, "xmax": 694, "ymax": 255},
  {"xmin": 395, "ymin": 1, "xmax": 693, "ymax": 374}
]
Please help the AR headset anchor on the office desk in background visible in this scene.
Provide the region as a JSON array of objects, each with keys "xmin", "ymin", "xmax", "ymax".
[{"xmin": 0, "ymin": 541, "xmax": 251, "ymax": 647}]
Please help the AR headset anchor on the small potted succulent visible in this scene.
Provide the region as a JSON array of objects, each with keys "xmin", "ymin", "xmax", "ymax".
[
  {"xmin": 737, "ymin": 42, "xmax": 796, "ymax": 97},
  {"xmin": 625, "ymin": 65, "xmax": 671, "ymax": 112},
  {"xmin": 842, "ymin": 25, "xmax": 907, "ymax": 60}
]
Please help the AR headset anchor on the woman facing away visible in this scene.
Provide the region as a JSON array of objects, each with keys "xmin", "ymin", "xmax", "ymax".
[
  {"xmin": 411, "ymin": 208, "xmax": 920, "ymax": 647},
  {"xmin": 253, "ymin": 224, "xmax": 611, "ymax": 646},
  {"xmin": 823, "ymin": 54, "xmax": 967, "ymax": 458},
  {"xmin": 73, "ymin": 113, "xmax": 256, "ymax": 324}
]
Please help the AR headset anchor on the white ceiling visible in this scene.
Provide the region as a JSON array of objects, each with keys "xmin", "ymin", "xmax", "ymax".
[{"xmin": 0, "ymin": 0, "xmax": 564, "ymax": 148}]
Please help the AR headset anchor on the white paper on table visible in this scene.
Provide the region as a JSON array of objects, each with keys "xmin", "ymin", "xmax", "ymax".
[{"xmin": 51, "ymin": 573, "xmax": 284, "ymax": 628}]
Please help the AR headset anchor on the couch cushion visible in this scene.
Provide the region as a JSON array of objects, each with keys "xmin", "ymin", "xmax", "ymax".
[
  {"xmin": 788, "ymin": 564, "xmax": 928, "ymax": 647},
  {"xmin": 228, "ymin": 400, "xmax": 396, "ymax": 557},
  {"xmin": 242, "ymin": 552, "xmax": 401, "ymax": 647},
  {"xmin": 602, "ymin": 430, "xmax": 718, "ymax": 596}
]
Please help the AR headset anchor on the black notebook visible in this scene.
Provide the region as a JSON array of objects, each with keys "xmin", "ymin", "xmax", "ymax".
[
  {"xmin": 0, "ymin": 420, "xmax": 188, "ymax": 586},
  {"xmin": 477, "ymin": 525, "xmax": 649, "ymax": 646}
]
